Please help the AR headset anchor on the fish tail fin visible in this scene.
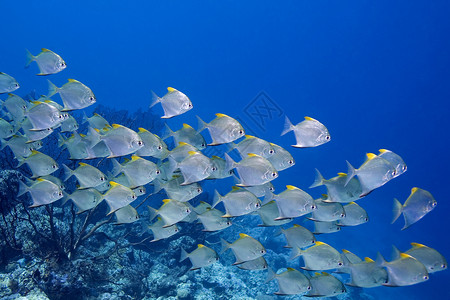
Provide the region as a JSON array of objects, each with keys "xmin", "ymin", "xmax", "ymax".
[
  {"xmin": 344, "ymin": 161, "xmax": 356, "ymax": 186},
  {"xmin": 111, "ymin": 159, "xmax": 122, "ymax": 177},
  {"xmin": 225, "ymin": 142, "xmax": 237, "ymax": 154},
  {"xmin": 309, "ymin": 168, "xmax": 325, "ymax": 188},
  {"xmin": 62, "ymin": 164, "xmax": 74, "ymax": 182},
  {"xmin": 281, "ymin": 115, "xmax": 295, "ymax": 136},
  {"xmin": 87, "ymin": 126, "xmax": 101, "ymax": 148},
  {"xmin": 289, "ymin": 247, "xmax": 303, "ymax": 260},
  {"xmin": 0, "ymin": 138, "xmax": 8, "ymax": 150},
  {"xmin": 17, "ymin": 180, "xmax": 29, "ymax": 197},
  {"xmin": 47, "ymin": 80, "xmax": 59, "ymax": 97},
  {"xmin": 224, "ymin": 153, "xmax": 237, "ymax": 172},
  {"xmin": 212, "ymin": 190, "xmax": 223, "ymax": 208},
  {"xmin": 16, "ymin": 155, "xmax": 25, "ymax": 167},
  {"xmin": 196, "ymin": 115, "xmax": 207, "ymax": 133},
  {"xmin": 25, "ymin": 49, "xmax": 35, "ymax": 68},
  {"xmin": 166, "ymin": 157, "xmax": 178, "ymax": 178},
  {"xmin": 152, "ymin": 178, "xmax": 164, "ymax": 194},
  {"xmin": 60, "ymin": 191, "xmax": 71, "ymax": 206},
  {"xmin": 376, "ymin": 252, "xmax": 387, "ymax": 267},
  {"xmin": 261, "ymin": 191, "xmax": 274, "ymax": 206},
  {"xmin": 341, "ymin": 251, "xmax": 352, "ymax": 267},
  {"xmin": 391, "ymin": 245, "xmax": 401, "ymax": 260},
  {"xmin": 220, "ymin": 238, "xmax": 230, "ymax": 254},
  {"xmin": 147, "ymin": 205, "xmax": 158, "ymax": 222},
  {"xmin": 264, "ymin": 266, "xmax": 276, "ymax": 283},
  {"xmin": 57, "ymin": 133, "xmax": 66, "ymax": 147},
  {"xmin": 179, "ymin": 247, "xmax": 188, "ymax": 262},
  {"xmin": 392, "ymin": 198, "xmax": 403, "ymax": 224},
  {"xmin": 161, "ymin": 123, "xmax": 174, "ymax": 140},
  {"xmin": 149, "ymin": 91, "xmax": 161, "ymax": 108},
  {"xmin": 81, "ymin": 111, "xmax": 88, "ymax": 124}
]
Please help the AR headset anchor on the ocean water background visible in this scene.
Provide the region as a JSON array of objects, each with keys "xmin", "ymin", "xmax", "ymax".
[{"xmin": 1, "ymin": 1, "xmax": 449, "ymax": 299}]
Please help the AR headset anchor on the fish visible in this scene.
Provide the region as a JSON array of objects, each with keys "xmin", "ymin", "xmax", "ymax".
[
  {"xmin": 166, "ymin": 142, "xmax": 199, "ymax": 163},
  {"xmin": 197, "ymin": 113, "xmax": 245, "ymax": 145},
  {"xmin": 309, "ymin": 198, "xmax": 346, "ymax": 222},
  {"xmin": 111, "ymin": 155, "xmax": 160, "ymax": 187},
  {"xmin": 392, "ymin": 187, "xmax": 437, "ymax": 230},
  {"xmin": 256, "ymin": 201, "xmax": 292, "ymax": 227},
  {"xmin": 62, "ymin": 162, "xmax": 107, "ymax": 189},
  {"xmin": 1, "ymin": 93, "xmax": 28, "ymax": 122},
  {"xmin": 135, "ymin": 128, "xmax": 168, "ymax": 159},
  {"xmin": 150, "ymin": 87, "xmax": 193, "ymax": 118},
  {"xmin": 170, "ymin": 151, "xmax": 217, "ymax": 185},
  {"xmin": 340, "ymin": 249, "xmax": 388, "ymax": 288},
  {"xmin": 146, "ymin": 217, "xmax": 179, "ymax": 242},
  {"xmin": 310, "ymin": 170, "xmax": 363, "ymax": 203},
  {"xmin": 25, "ymin": 101, "xmax": 68, "ymax": 130},
  {"xmin": 114, "ymin": 205, "xmax": 139, "ymax": 225},
  {"xmin": 265, "ymin": 267, "xmax": 311, "ymax": 295},
  {"xmin": 163, "ymin": 123, "xmax": 206, "ymax": 150},
  {"xmin": 274, "ymin": 185, "xmax": 316, "ymax": 220},
  {"xmin": 20, "ymin": 118, "xmax": 53, "ymax": 142},
  {"xmin": 305, "ymin": 272, "xmax": 346, "ymax": 297},
  {"xmin": 18, "ymin": 178, "xmax": 63, "ymax": 207},
  {"xmin": 346, "ymin": 153, "xmax": 397, "ymax": 197},
  {"xmin": 208, "ymin": 156, "xmax": 234, "ymax": 179},
  {"xmin": 281, "ymin": 116, "xmax": 330, "ymax": 148},
  {"xmin": 0, "ymin": 118, "xmax": 15, "ymax": 139},
  {"xmin": 228, "ymin": 135, "xmax": 275, "ymax": 158},
  {"xmin": 47, "ymin": 79, "xmax": 96, "ymax": 111},
  {"xmin": 212, "ymin": 187, "xmax": 261, "ymax": 217},
  {"xmin": 221, "ymin": 233, "xmax": 266, "ymax": 265},
  {"xmin": 58, "ymin": 132, "xmax": 89, "ymax": 160},
  {"xmin": 225, "ymin": 153, "xmax": 278, "ymax": 186},
  {"xmin": 148, "ymin": 199, "xmax": 191, "ymax": 227},
  {"xmin": 378, "ymin": 149, "xmax": 407, "ymax": 178},
  {"xmin": 154, "ymin": 176, "xmax": 202, "ymax": 202},
  {"xmin": 290, "ymin": 241, "xmax": 344, "ymax": 270},
  {"xmin": 102, "ymin": 181, "xmax": 137, "ymax": 214},
  {"xmin": 376, "ymin": 252, "xmax": 429, "ymax": 286},
  {"xmin": 0, "ymin": 72, "xmax": 20, "ymax": 94},
  {"xmin": 338, "ymin": 202, "xmax": 369, "ymax": 226},
  {"xmin": 237, "ymin": 256, "xmax": 268, "ymax": 270},
  {"xmin": 281, "ymin": 224, "xmax": 316, "ymax": 249},
  {"xmin": 313, "ymin": 220, "xmax": 341, "ymax": 234},
  {"xmin": 25, "ymin": 48, "xmax": 66, "ymax": 75},
  {"xmin": 82, "ymin": 112, "xmax": 111, "ymax": 131},
  {"xmin": 405, "ymin": 243, "xmax": 447, "ymax": 273},
  {"xmin": 180, "ymin": 244, "xmax": 218, "ymax": 270},
  {"xmin": 87, "ymin": 124, "xmax": 143, "ymax": 158},
  {"xmin": 60, "ymin": 114, "xmax": 79, "ymax": 132},
  {"xmin": 197, "ymin": 208, "xmax": 232, "ymax": 231},
  {"xmin": 65, "ymin": 188, "xmax": 103, "ymax": 213},
  {"xmin": 40, "ymin": 174, "xmax": 65, "ymax": 190},
  {"xmin": 266, "ymin": 142, "xmax": 295, "ymax": 171},
  {"xmin": 17, "ymin": 150, "xmax": 59, "ymax": 178}
]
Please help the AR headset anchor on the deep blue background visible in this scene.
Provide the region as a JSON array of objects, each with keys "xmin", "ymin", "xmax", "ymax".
[{"xmin": 2, "ymin": 1, "xmax": 450, "ymax": 299}]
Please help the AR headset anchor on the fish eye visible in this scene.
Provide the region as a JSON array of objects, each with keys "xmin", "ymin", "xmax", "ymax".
[
  {"xmin": 432, "ymin": 202, "xmax": 437, "ymax": 207},
  {"xmin": 260, "ymin": 250, "xmax": 265, "ymax": 254},
  {"xmin": 340, "ymin": 213, "xmax": 345, "ymax": 218},
  {"xmin": 52, "ymin": 164, "xmax": 57, "ymax": 169},
  {"xmin": 139, "ymin": 189, "xmax": 144, "ymax": 193},
  {"xmin": 212, "ymin": 166, "xmax": 217, "ymax": 172},
  {"xmin": 271, "ymin": 172, "xmax": 277, "ymax": 177},
  {"xmin": 263, "ymin": 265, "xmax": 267, "ymax": 269},
  {"xmin": 89, "ymin": 97, "xmax": 95, "ymax": 102},
  {"xmin": 58, "ymin": 191, "xmax": 63, "ymax": 196},
  {"xmin": 238, "ymin": 130, "xmax": 244, "ymax": 135},
  {"xmin": 47, "ymin": 128, "xmax": 52, "ymax": 131},
  {"xmin": 423, "ymin": 275, "xmax": 428, "ymax": 280},
  {"xmin": 100, "ymin": 177, "xmax": 105, "ymax": 181},
  {"xmin": 15, "ymin": 83, "xmax": 19, "ymax": 88},
  {"xmin": 364, "ymin": 217, "xmax": 369, "ymax": 222},
  {"xmin": 325, "ymin": 135, "xmax": 330, "ymax": 140},
  {"xmin": 228, "ymin": 170, "xmax": 233, "ymax": 175},
  {"xmin": 442, "ymin": 264, "xmax": 447, "ymax": 269},
  {"xmin": 402, "ymin": 165, "xmax": 407, "ymax": 171},
  {"xmin": 269, "ymin": 187, "xmax": 275, "ymax": 192},
  {"xmin": 157, "ymin": 145, "xmax": 163, "ymax": 150},
  {"xmin": 61, "ymin": 62, "xmax": 66, "ymax": 67},
  {"xmin": 132, "ymin": 194, "xmax": 137, "ymax": 200},
  {"xmin": 22, "ymin": 105, "xmax": 27, "ymax": 109},
  {"xmin": 201, "ymin": 143, "xmax": 205, "ymax": 147},
  {"xmin": 311, "ymin": 240, "xmax": 315, "ymax": 244},
  {"xmin": 255, "ymin": 202, "xmax": 261, "ymax": 208},
  {"xmin": 215, "ymin": 257, "xmax": 219, "ymax": 261},
  {"xmin": 226, "ymin": 221, "xmax": 231, "ymax": 225},
  {"xmin": 338, "ymin": 262, "xmax": 343, "ymax": 266},
  {"xmin": 307, "ymin": 286, "xmax": 311, "ymax": 290},
  {"xmin": 384, "ymin": 279, "xmax": 389, "ymax": 284},
  {"xmin": 188, "ymin": 103, "xmax": 193, "ymax": 108},
  {"xmin": 156, "ymin": 170, "xmax": 161, "ymax": 175},
  {"xmin": 341, "ymin": 289, "xmax": 345, "ymax": 293},
  {"xmin": 269, "ymin": 149, "xmax": 274, "ymax": 154},
  {"xmin": 197, "ymin": 188, "xmax": 202, "ymax": 193},
  {"xmin": 288, "ymin": 160, "xmax": 294, "ymax": 165},
  {"xmin": 311, "ymin": 204, "xmax": 317, "ymax": 210},
  {"xmin": 336, "ymin": 226, "xmax": 341, "ymax": 231}
]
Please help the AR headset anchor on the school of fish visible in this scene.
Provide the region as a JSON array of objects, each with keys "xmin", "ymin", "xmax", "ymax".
[{"xmin": 0, "ymin": 48, "xmax": 446, "ymax": 297}]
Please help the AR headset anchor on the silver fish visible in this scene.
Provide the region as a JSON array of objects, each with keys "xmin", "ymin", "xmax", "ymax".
[
  {"xmin": 0, "ymin": 118, "xmax": 15, "ymax": 139},
  {"xmin": 225, "ymin": 153, "xmax": 278, "ymax": 186},
  {"xmin": 18, "ymin": 178, "xmax": 63, "ymax": 207},
  {"xmin": 114, "ymin": 205, "xmax": 139, "ymax": 225},
  {"xmin": 148, "ymin": 199, "xmax": 191, "ymax": 227},
  {"xmin": 228, "ymin": 135, "xmax": 275, "ymax": 158},
  {"xmin": 256, "ymin": 201, "xmax": 292, "ymax": 227},
  {"xmin": 221, "ymin": 233, "xmax": 266, "ymax": 265},
  {"xmin": 25, "ymin": 101, "xmax": 67, "ymax": 130},
  {"xmin": 180, "ymin": 244, "xmax": 218, "ymax": 270},
  {"xmin": 164, "ymin": 123, "xmax": 206, "ymax": 150},
  {"xmin": 17, "ymin": 150, "xmax": 59, "ymax": 178},
  {"xmin": 265, "ymin": 267, "xmax": 311, "ymax": 295},
  {"xmin": 135, "ymin": 128, "xmax": 168, "ymax": 159},
  {"xmin": 0, "ymin": 72, "xmax": 20, "ymax": 94},
  {"xmin": 267, "ymin": 143, "xmax": 295, "ymax": 171},
  {"xmin": 290, "ymin": 241, "xmax": 343, "ymax": 270},
  {"xmin": 281, "ymin": 116, "xmax": 330, "ymax": 148},
  {"xmin": 111, "ymin": 155, "xmax": 160, "ymax": 187},
  {"xmin": 150, "ymin": 87, "xmax": 193, "ymax": 118},
  {"xmin": 48, "ymin": 79, "xmax": 96, "ymax": 111},
  {"xmin": 197, "ymin": 208, "xmax": 232, "ymax": 232},
  {"xmin": 103, "ymin": 181, "xmax": 137, "ymax": 214},
  {"xmin": 281, "ymin": 224, "xmax": 316, "ymax": 249},
  {"xmin": 82, "ymin": 112, "xmax": 111, "ymax": 131},
  {"xmin": 340, "ymin": 250, "xmax": 388, "ymax": 288},
  {"xmin": 63, "ymin": 162, "xmax": 107, "ymax": 189},
  {"xmin": 378, "ymin": 149, "xmax": 407, "ymax": 178},
  {"xmin": 146, "ymin": 217, "xmax": 179, "ymax": 242},
  {"xmin": 237, "ymin": 256, "xmax": 268, "ymax": 270},
  {"xmin": 313, "ymin": 220, "xmax": 341, "ymax": 234},
  {"xmin": 66, "ymin": 188, "xmax": 103, "ymax": 213},
  {"xmin": 310, "ymin": 170, "xmax": 363, "ymax": 203},
  {"xmin": 154, "ymin": 176, "xmax": 202, "ymax": 202},
  {"xmin": 309, "ymin": 198, "xmax": 345, "ymax": 222},
  {"xmin": 212, "ymin": 187, "xmax": 261, "ymax": 217},
  {"xmin": 171, "ymin": 151, "xmax": 217, "ymax": 185},
  {"xmin": 25, "ymin": 48, "xmax": 66, "ymax": 75},
  {"xmin": 274, "ymin": 185, "xmax": 316, "ymax": 220},
  {"xmin": 376, "ymin": 252, "xmax": 429, "ymax": 286},
  {"xmin": 405, "ymin": 243, "xmax": 447, "ymax": 274},
  {"xmin": 305, "ymin": 272, "xmax": 346, "ymax": 297},
  {"xmin": 197, "ymin": 113, "xmax": 245, "ymax": 145},
  {"xmin": 1, "ymin": 93, "xmax": 28, "ymax": 122},
  {"xmin": 338, "ymin": 202, "xmax": 369, "ymax": 226}
]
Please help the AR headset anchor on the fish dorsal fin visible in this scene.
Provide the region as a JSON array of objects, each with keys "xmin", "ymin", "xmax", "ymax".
[
  {"xmin": 293, "ymin": 224, "xmax": 301, "ymax": 228},
  {"xmin": 41, "ymin": 48, "xmax": 51, "ymax": 52},
  {"xmin": 123, "ymin": 158, "xmax": 130, "ymax": 163},
  {"xmin": 182, "ymin": 123, "xmax": 193, "ymax": 129},
  {"xmin": 93, "ymin": 128, "xmax": 100, "ymax": 133},
  {"xmin": 245, "ymin": 135, "xmax": 255, "ymax": 139},
  {"xmin": 304, "ymin": 116, "xmax": 317, "ymax": 121},
  {"xmin": 199, "ymin": 201, "xmax": 208, "ymax": 204},
  {"xmin": 178, "ymin": 142, "xmax": 189, "ymax": 146},
  {"xmin": 321, "ymin": 272, "xmax": 330, "ymax": 275},
  {"xmin": 366, "ymin": 153, "xmax": 377, "ymax": 160},
  {"xmin": 364, "ymin": 257, "xmax": 374, "ymax": 263},
  {"xmin": 286, "ymin": 185, "xmax": 298, "ymax": 190},
  {"xmin": 31, "ymin": 100, "xmax": 42, "ymax": 105},
  {"xmin": 411, "ymin": 187, "xmax": 419, "ymax": 193},
  {"xmin": 30, "ymin": 150, "xmax": 39, "ymax": 155},
  {"xmin": 349, "ymin": 202, "xmax": 357, "ymax": 205},
  {"xmin": 67, "ymin": 79, "xmax": 80, "ymax": 83},
  {"xmin": 342, "ymin": 249, "xmax": 351, "ymax": 254},
  {"xmin": 162, "ymin": 199, "xmax": 171, "ymax": 204},
  {"xmin": 411, "ymin": 242, "xmax": 426, "ymax": 248},
  {"xmin": 314, "ymin": 272, "xmax": 321, "ymax": 276},
  {"xmin": 102, "ymin": 126, "xmax": 110, "ymax": 132},
  {"xmin": 215, "ymin": 113, "xmax": 228, "ymax": 118},
  {"xmin": 109, "ymin": 181, "xmax": 119, "ymax": 187},
  {"xmin": 231, "ymin": 186, "xmax": 241, "ymax": 191},
  {"xmin": 321, "ymin": 194, "xmax": 328, "ymax": 199},
  {"xmin": 211, "ymin": 155, "xmax": 221, "ymax": 159},
  {"xmin": 167, "ymin": 87, "xmax": 176, "ymax": 92},
  {"xmin": 379, "ymin": 149, "xmax": 389, "ymax": 153},
  {"xmin": 187, "ymin": 151, "xmax": 197, "ymax": 156},
  {"xmin": 247, "ymin": 153, "xmax": 259, "ymax": 157},
  {"xmin": 315, "ymin": 241, "xmax": 326, "ymax": 246},
  {"xmin": 337, "ymin": 172, "xmax": 347, "ymax": 177},
  {"xmin": 111, "ymin": 124, "xmax": 122, "ymax": 129},
  {"xmin": 43, "ymin": 100, "xmax": 53, "ymax": 104},
  {"xmin": 79, "ymin": 162, "xmax": 89, "ymax": 167},
  {"xmin": 138, "ymin": 127, "xmax": 148, "ymax": 133},
  {"xmin": 157, "ymin": 217, "xmax": 162, "ymax": 221},
  {"xmin": 400, "ymin": 253, "xmax": 413, "ymax": 259},
  {"xmin": 286, "ymin": 268, "xmax": 296, "ymax": 271},
  {"xmin": 131, "ymin": 155, "xmax": 140, "ymax": 161},
  {"xmin": 197, "ymin": 244, "xmax": 205, "ymax": 248},
  {"xmin": 94, "ymin": 113, "xmax": 100, "ymax": 116},
  {"xmin": 238, "ymin": 233, "xmax": 250, "ymax": 239},
  {"xmin": 36, "ymin": 178, "xmax": 45, "ymax": 182}
]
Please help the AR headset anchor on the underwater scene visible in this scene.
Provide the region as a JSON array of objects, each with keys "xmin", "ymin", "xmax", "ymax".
[{"xmin": 1, "ymin": 1, "xmax": 449, "ymax": 299}]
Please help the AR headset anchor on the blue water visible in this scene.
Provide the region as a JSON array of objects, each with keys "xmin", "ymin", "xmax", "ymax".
[{"xmin": 2, "ymin": 1, "xmax": 450, "ymax": 299}]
